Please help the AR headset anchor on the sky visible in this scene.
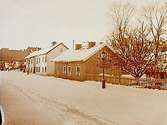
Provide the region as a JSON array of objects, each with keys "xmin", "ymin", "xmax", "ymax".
[{"xmin": 0, "ymin": 0, "xmax": 166, "ymax": 49}]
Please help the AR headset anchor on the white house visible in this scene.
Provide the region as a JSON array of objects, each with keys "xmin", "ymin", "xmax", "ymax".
[{"xmin": 25, "ymin": 42, "xmax": 68, "ymax": 75}]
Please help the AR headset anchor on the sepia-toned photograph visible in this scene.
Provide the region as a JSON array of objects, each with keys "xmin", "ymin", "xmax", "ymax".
[{"xmin": 0, "ymin": 0, "xmax": 167, "ymax": 125}]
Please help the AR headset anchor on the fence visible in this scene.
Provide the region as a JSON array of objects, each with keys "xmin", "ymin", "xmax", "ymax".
[{"xmin": 86, "ymin": 73, "xmax": 167, "ymax": 86}]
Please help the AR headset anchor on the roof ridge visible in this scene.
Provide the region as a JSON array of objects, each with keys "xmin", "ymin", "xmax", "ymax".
[
  {"xmin": 25, "ymin": 42, "xmax": 62, "ymax": 58},
  {"xmin": 52, "ymin": 43, "xmax": 107, "ymax": 62}
]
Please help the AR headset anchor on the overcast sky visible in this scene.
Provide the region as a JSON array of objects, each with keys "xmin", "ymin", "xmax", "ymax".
[{"xmin": 0, "ymin": 0, "xmax": 166, "ymax": 49}]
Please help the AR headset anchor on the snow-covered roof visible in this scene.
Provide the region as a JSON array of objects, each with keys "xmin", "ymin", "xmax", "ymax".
[
  {"xmin": 25, "ymin": 42, "xmax": 67, "ymax": 59},
  {"xmin": 52, "ymin": 43, "xmax": 112, "ymax": 62},
  {"xmin": 121, "ymin": 75, "xmax": 135, "ymax": 79},
  {"xmin": 121, "ymin": 74, "xmax": 147, "ymax": 79}
]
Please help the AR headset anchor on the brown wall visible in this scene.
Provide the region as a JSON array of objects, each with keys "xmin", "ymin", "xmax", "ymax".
[
  {"xmin": 84, "ymin": 46, "xmax": 122, "ymax": 82},
  {"xmin": 55, "ymin": 46, "xmax": 123, "ymax": 84},
  {"xmin": 55, "ymin": 61, "xmax": 85, "ymax": 81}
]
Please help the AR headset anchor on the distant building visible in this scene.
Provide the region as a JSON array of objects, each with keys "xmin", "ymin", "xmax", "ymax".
[
  {"xmin": 157, "ymin": 41, "xmax": 167, "ymax": 78},
  {"xmin": 25, "ymin": 42, "xmax": 68, "ymax": 75},
  {"xmin": 0, "ymin": 47, "xmax": 40, "ymax": 70},
  {"xmin": 146, "ymin": 41, "xmax": 167, "ymax": 79},
  {"xmin": 156, "ymin": 49, "xmax": 167, "ymax": 79},
  {"xmin": 52, "ymin": 42, "xmax": 124, "ymax": 84}
]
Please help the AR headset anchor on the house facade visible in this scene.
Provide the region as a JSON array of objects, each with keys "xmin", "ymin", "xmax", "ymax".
[
  {"xmin": 53, "ymin": 42, "xmax": 124, "ymax": 84},
  {"xmin": 25, "ymin": 42, "xmax": 68, "ymax": 75}
]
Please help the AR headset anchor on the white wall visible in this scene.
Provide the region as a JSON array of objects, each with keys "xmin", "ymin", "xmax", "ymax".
[
  {"xmin": 47, "ymin": 44, "xmax": 68, "ymax": 75},
  {"xmin": 26, "ymin": 57, "xmax": 35, "ymax": 73},
  {"xmin": 35, "ymin": 55, "xmax": 47, "ymax": 75},
  {"xmin": 26, "ymin": 43, "xmax": 68, "ymax": 75}
]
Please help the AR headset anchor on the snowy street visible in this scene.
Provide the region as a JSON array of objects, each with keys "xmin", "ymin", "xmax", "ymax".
[{"xmin": 0, "ymin": 71, "xmax": 167, "ymax": 125}]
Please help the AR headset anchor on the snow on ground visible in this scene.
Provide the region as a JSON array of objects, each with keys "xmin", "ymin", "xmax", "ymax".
[{"xmin": 0, "ymin": 71, "xmax": 167, "ymax": 125}]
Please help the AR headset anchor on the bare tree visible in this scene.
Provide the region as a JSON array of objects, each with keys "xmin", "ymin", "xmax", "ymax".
[
  {"xmin": 107, "ymin": 3, "xmax": 167, "ymax": 84},
  {"xmin": 107, "ymin": 3, "xmax": 134, "ymax": 40},
  {"xmin": 144, "ymin": 4, "xmax": 167, "ymax": 78},
  {"xmin": 110, "ymin": 23, "xmax": 155, "ymax": 84}
]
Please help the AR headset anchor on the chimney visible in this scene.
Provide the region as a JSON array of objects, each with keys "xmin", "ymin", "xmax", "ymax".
[
  {"xmin": 75, "ymin": 44, "xmax": 82, "ymax": 50},
  {"xmin": 88, "ymin": 41, "xmax": 96, "ymax": 48},
  {"xmin": 51, "ymin": 41, "xmax": 57, "ymax": 46}
]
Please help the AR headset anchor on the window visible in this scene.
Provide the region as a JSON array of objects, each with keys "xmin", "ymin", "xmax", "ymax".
[
  {"xmin": 67, "ymin": 66, "xmax": 72, "ymax": 76},
  {"xmin": 31, "ymin": 59, "xmax": 33, "ymax": 64},
  {"xmin": 39, "ymin": 67, "xmax": 40, "ymax": 72},
  {"xmin": 42, "ymin": 57, "xmax": 44, "ymax": 62},
  {"xmin": 76, "ymin": 66, "xmax": 80, "ymax": 76},
  {"xmin": 36, "ymin": 58, "xmax": 38, "ymax": 64},
  {"xmin": 63, "ymin": 66, "xmax": 66, "ymax": 75},
  {"xmin": 39, "ymin": 58, "xmax": 40, "ymax": 63},
  {"xmin": 45, "ymin": 67, "xmax": 46, "ymax": 72},
  {"xmin": 42, "ymin": 67, "xmax": 44, "ymax": 72},
  {"xmin": 42, "ymin": 56, "xmax": 46, "ymax": 63},
  {"xmin": 45, "ymin": 56, "xmax": 47, "ymax": 62}
]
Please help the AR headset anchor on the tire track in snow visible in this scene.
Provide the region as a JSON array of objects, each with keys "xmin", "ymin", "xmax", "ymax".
[{"xmin": 7, "ymin": 83, "xmax": 117, "ymax": 125}]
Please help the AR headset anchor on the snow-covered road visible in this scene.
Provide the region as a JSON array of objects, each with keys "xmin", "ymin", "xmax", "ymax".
[{"xmin": 0, "ymin": 71, "xmax": 167, "ymax": 125}]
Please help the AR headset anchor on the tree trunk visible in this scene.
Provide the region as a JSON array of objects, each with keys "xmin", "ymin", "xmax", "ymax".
[{"xmin": 136, "ymin": 77, "xmax": 140, "ymax": 86}]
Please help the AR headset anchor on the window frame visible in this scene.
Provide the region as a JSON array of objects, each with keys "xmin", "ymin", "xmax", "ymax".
[
  {"xmin": 67, "ymin": 66, "xmax": 72, "ymax": 76},
  {"xmin": 76, "ymin": 66, "xmax": 81, "ymax": 76},
  {"xmin": 45, "ymin": 67, "xmax": 46, "ymax": 72},
  {"xmin": 63, "ymin": 66, "xmax": 67, "ymax": 75}
]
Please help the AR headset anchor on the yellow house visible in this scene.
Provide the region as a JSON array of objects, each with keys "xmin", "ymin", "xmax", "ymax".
[{"xmin": 52, "ymin": 42, "xmax": 124, "ymax": 84}]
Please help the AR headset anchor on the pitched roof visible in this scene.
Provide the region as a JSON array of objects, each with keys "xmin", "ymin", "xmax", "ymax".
[
  {"xmin": 52, "ymin": 43, "xmax": 112, "ymax": 62},
  {"xmin": 25, "ymin": 42, "xmax": 68, "ymax": 58}
]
